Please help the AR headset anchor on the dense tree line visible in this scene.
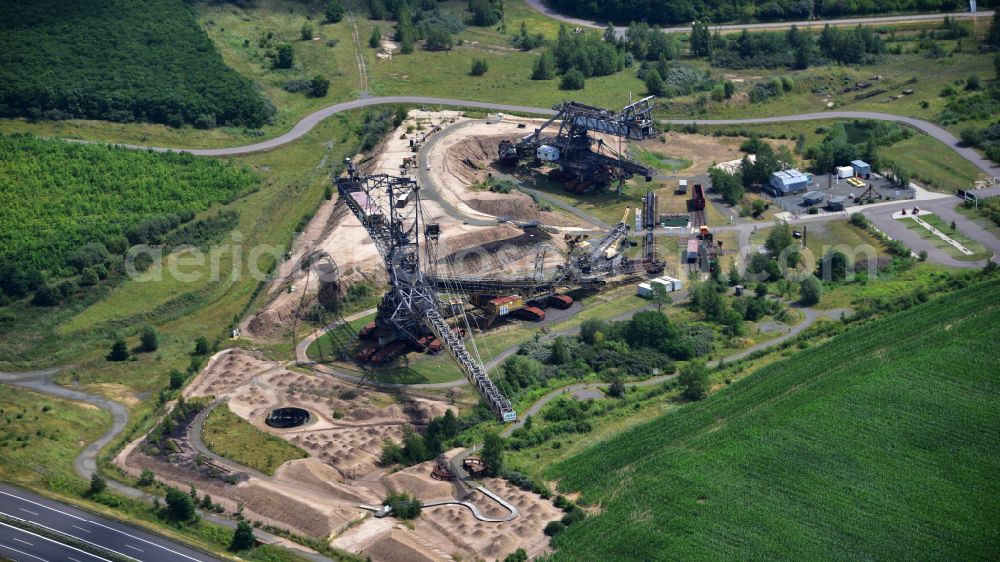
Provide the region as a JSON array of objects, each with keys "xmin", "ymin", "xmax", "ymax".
[
  {"xmin": 0, "ymin": 0, "xmax": 275, "ymax": 128},
  {"xmin": 543, "ymin": 0, "xmax": 983, "ymax": 26},
  {"xmin": 0, "ymin": 134, "xmax": 257, "ymax": 302},
  {"xmin": 709, "ymin": 25, "xmax": 883, "ymax": 69},
  {"xmin": 369, "ymin": 0, "xmax": 466, "ymax": 52}
]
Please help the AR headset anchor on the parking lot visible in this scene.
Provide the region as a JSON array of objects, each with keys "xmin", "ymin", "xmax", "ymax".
[{"xmin": 767, "ymin": 172, "xmax": 914, "ymax": 213}]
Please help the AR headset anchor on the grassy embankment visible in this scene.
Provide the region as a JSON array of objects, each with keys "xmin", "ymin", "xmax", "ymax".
[
  {"xmin": 899, "ymin": 213, "xmax": 993, "ymax": 261},
  {"xmin": 202, "ymin": 405, "xmax": 308, "ymax": 475},
  {"xmin": 544, "ymin": 275, "xmax": 1000, "ymax": 561}
]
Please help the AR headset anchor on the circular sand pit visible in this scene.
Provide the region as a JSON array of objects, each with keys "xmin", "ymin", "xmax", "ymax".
[{"xmin": 265, "ymin": 407, "xmax": 310, "ymax": 428}]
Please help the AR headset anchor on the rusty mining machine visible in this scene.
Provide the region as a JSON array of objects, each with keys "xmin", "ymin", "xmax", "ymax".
[
  {"xmin": 498, "ymin": 97, "xmax": 659, "ymax": 193},
  {"xmin": 335, "ymin": 160, "xmax": 517, "ymax": 422}
]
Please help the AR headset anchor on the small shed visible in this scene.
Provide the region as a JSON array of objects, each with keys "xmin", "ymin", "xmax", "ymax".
[
  {"xmin": 827, "ymin": 195, "xmax": 848, "ymax": 211},
  {"xmin": 803, "ymin": 191, "xmax": 826, "ymax": 206},
  {"xmin": 835, "ymin": 165, "xmax": 854, "ymax": 179},
  {"xmin": 851, "ymin": 160, "xmax": 871, "ymax": 178},
  {"xmin": 637, "ymin": 283, "xmax": 653, "ymax": 298},
  {"xmin": 537, "ymin": 145, "xmax": 560, "ymax": 161}
]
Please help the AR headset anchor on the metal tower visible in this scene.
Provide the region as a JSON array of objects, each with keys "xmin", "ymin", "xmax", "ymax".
[{"xmin": 335, "ymin": 161, "xmax": 516, "ymax": 422}]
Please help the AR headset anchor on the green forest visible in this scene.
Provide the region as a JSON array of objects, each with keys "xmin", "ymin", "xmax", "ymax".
[
  {"xmin": 545, "ymin": 0, "xmax": 996, "ymax": 25},
  {"xmin": 0, "ymin": 0, "xmax": 275, "ymax": 128},
  {"xmin": 544, "ymin": 276, "xmax": 1000, "ymax": 561},
  {"xmin": 0, "ymin": 134, "xmax": 258, "ymax": 297}
]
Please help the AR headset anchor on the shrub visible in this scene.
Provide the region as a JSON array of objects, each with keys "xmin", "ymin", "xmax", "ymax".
[
  {"xmin": 470, "ymin": 58, "xmax": 489, "ymax": 76},
  {"xmin": 560, "ymin": 69, "xmax": 586, "ymax": 90},
  {"xmin": 310, "ymin": 75, "xmax": 330, "ymax": 98},
  {"xmin": 88, "ymin": 473, "xmax": 107, "ymax": 495},
  {"xmin": 165, "ymin": 488, "xmax": 196, "ymax": 521},
  {"xmin": 140, "ymin": 325, "xmax": 159, "ymax": 352},
  {"xmin": 138, "ymin": 469, "xmax": 156, "ymax": 487},
  {"xmin": 325, "ymin": 0, "xmax": 344, "ymax": 23},
  {"xmin": 229, "ymin": 520, "xmax": 255, "ymax": 551},
  {"xmin": 275, "ymin": 44, "xmax": 294, "ymax": 69},
  {"xmin": 679, "ymin": 361, "xmax": 709, "ymax": 401},
  {"xmin": 385, "ymin": 492, "xmax": 422, "ymax": 519},
  {"xmin": 544, "ymin": 521, "xmax": 566, "ymax": 536},
  {"xmin": 531, "ymin": 51, "xmax": 556, "ymax": 80},
  {"xmin": 107, "ymin": 339, "xmax": 129, "ymax": 361},
  {"xmin": 194, "ymin": 336, "xmax": 211, "ymax": 355},
  {"xmin": 800, "ymin": 276, "xmax": 822, "ymax": 306}
]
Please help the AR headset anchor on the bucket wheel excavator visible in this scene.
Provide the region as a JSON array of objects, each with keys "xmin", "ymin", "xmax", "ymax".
[
  {"xmin": 335, "ymin": 160, "xmax": 516, "ymax": 422},
  {"xmin": 498, "ymin": 96, "xmax": 659, "ymax": 193}
]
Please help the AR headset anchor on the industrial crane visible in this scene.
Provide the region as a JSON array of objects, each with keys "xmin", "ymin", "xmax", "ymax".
[
  {"xmin": 498, "ymin": 97, "xmax": 659, "ymax": 192},
  {"xmin": 335, "ymin": 160, "xmax": 516, "ymax": 422}
]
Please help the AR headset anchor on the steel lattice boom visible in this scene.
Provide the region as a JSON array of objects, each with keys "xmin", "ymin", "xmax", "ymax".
[{"xmin": 334, "ymin": 160, "xmax": 516, "ymax": 422}]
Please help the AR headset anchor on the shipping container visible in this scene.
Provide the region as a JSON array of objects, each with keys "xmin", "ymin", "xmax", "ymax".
[
  {"xmin": 651, "ymin": 277, "xmax": 673, "ymax": 292},
  {"xmin": 484, "ymin": 295, "xmax": 524, "ymax": 316},
  {"xmin": 637, "ymin": 283, "xmax": 654, "ymax": 298}
]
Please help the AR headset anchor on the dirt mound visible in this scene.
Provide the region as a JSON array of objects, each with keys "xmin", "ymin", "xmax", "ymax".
[
  {"xmin": 362, "ymin": 530, "xmax": 441, "ymax": 562},
  {"xmin": 276, "ymin": 459, "xmax": 378, "ymax": 504},
  {"xmin": 184, "ymin": 348, "xmax": 275, "ymax": 399},
  {"xmin": 238, "ymin": 481, "xmax": 344, "ymax": 538},
  {"xmin": 383, "ymin": 460, "xmax": 461, "ymax": 501},
  {"xmin": 447, "ymin": 133, "xmax": 522, "ymax": 186}
]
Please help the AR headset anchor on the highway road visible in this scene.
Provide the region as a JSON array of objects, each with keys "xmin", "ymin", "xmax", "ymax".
[
  {"xmin": 0, "ymin": 484, "xmax": 218, "ymax": 562},
  {"xmin": 522, "ymin": 0, "xmax": 994, "ymax": 35}
]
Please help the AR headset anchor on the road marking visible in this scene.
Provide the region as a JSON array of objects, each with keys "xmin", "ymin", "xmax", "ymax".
[
  {"xmin": 72, "ymin": 524, "xmax": 92, "ymax": 533},
  {"xmin": 11, "ymin": 537, "xmax": 32, "ymax": 546},
  {"xmin": 0, "ymin": 542, "xmax": 48, "ymax": 562},
  {"xmin": 69, "ymin": 557, "xmax": 84, "ymax": 562},
  {"xmin": 124, "ymin": 544, "xmax": 143, "ymax": 553},
  {"xmin": 18, "ymin": 508, "xmax": 38, "ymax": 516},
  {"xmin": 0, "ymin": 521, "xmax": 121, "ymax": 562},
  {"xmin": 86, "ymin": 520, "xmax": 206, "ymax": 561},
  {"xmin": 0, "ymin": 490, "xmax": 87, "ymax": 521}
]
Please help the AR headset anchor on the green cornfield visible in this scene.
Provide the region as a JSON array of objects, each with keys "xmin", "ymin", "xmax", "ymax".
[{"xmin": 547, "ymin": 277, "xmax": 1000, "ymax": 561}]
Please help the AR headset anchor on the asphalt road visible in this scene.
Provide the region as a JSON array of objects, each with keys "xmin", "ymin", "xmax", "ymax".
[
  {"xmin": 522, "ymin": 0, "xmax": 994, "ymax": 35},
  {"xmin": 0, "ymin": 484, "xmax": 218, "ymax": 562},
  {"xmin": 120, "ymin": 98, "xmax": 1000, "ymax": 178}
]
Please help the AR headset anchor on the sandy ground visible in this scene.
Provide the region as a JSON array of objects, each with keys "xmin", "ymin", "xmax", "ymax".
[
  {"xmin": 336, "ymin": 456, "xmax": 562, "ymax": 561},
  {"xmin": 120, "ymin": 347, "xmax": 562, "ymax": 560},
  {"xmin": 427, "ymin": 117, "xmax": 584, "ymax": 228},
  {"xmin": 243, "ymin": 110, "xmax": 553, "ymax": 341},
  {"xmin": 638, "ymin": 132, "xmax": 793, "ymax": 174}
]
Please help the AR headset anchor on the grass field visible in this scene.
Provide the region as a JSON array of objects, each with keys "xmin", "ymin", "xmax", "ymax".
[
  {"xmin": 202, "ymin": 404, "xmax": 307, "ymax": 476},
  {"xmin": 0, "ymin": 110, "xmax": 367, "ymax": 390},
  {"xmin": 545, "ymin": 276, "xmax": 1000, "ymax": 561},
  {"xmin": 750, "ymin": 219, "xmax": 890, "ymax": 270},
  {"xmin": 954, "ymin": 202, "xmax": 1000, "ymax": 238},
  {"xmin": 900, "ymin": 213, "xmax": 993, "ymax": 261},
  {"xmin": 880, "ymin": 133, "xmax": 987, "ymax": 191},
  {"xmin": 637, "ymin": 150, "xmax": 693, "ymax": 173},
  {"xmin": 0, "ymin": 386, "xmax": 112, "ymax": 493},
  {"xmin": 698, "ymin": 120, "xmax": 987, "ymax": 193}
]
